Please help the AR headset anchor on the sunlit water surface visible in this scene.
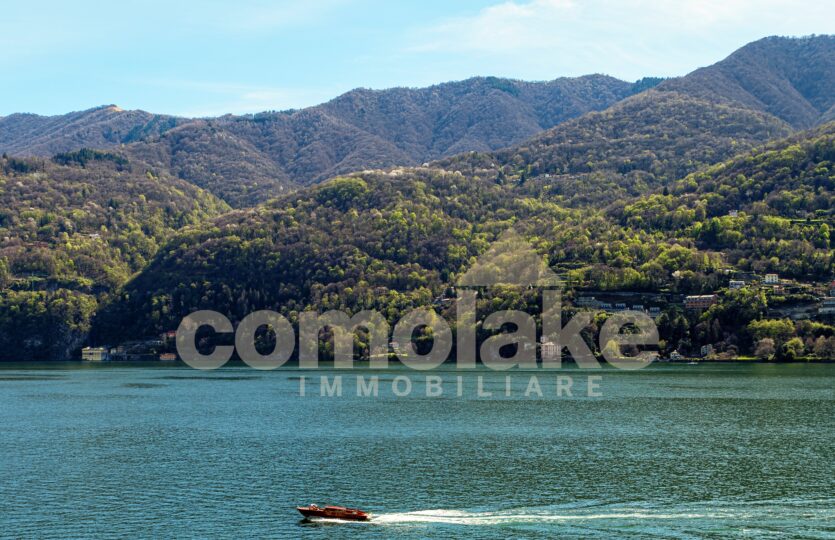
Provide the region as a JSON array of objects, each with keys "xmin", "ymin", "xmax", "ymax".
[{"xmin": 1, "ymin": 363, "xmax": 832, "ymax": 539}]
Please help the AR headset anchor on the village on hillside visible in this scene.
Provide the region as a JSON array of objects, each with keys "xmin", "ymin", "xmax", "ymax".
[{"xmin": 82, "ymin": 274, "xmax": 835, "ymax": 364}]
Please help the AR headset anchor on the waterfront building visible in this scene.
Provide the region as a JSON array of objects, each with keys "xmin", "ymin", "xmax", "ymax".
[
  {"xmin": 541, "ymin": 340, "xmax": 558, "ymax": 361},
  {"xmin": 81, "ymin": 347, "xmax": 109, "ymax": 362}
]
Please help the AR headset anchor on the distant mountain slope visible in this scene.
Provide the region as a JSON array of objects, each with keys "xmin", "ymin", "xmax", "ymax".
[
  {"xmin": 91, "ymin": 168, "xmax": 542, "ymax": 342},
  {"xmin": 316, "ymin": 75, "xmax": 644, "ymax": 160},
  {"xmin": 1, "ymin": 35, "xmax": 830, "ymax": 210},
  {"xmin": 439, "ymin": 90, "xmax": 792, "ymax": 205},
  {"xmin": 670, "ymin": 121, "xmax": 835, "ymax": 219},
  {"xmin": 0, "ymin": 105, "xmax": 184, "ymax": 156},
  {"xmin": 132, "ymin": 74, "xmax": 642, "ymax": 206},
  {"xmin": 658, "ymin": 35, "xmax": 835, "ymax": 128},
  {"xmin": 125, "ymin": 121, "xmax": 296, "ymax": 207},
  {"xmin": 0, "ymin": 75, "xmax": 644, "ymax": 206},
  {"xmin": 439, "ymin": 36, "xmax": 835, "ymax": 206}
]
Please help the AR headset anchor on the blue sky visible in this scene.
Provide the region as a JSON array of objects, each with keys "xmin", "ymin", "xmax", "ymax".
[{"xmin": 1, "ymin": 0, "xmax": 832, "ymax": 117}]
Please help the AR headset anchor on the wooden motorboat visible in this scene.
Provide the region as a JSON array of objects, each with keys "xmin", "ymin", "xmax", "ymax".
[{"xmin": 296, "ymin": 504, "xmax": 371, "ymax": 521}]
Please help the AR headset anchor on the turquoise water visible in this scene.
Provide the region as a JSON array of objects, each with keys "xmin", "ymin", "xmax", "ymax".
[{"xmin": 0, "ymin": 363, "xmax": 833, "ymax": 539}]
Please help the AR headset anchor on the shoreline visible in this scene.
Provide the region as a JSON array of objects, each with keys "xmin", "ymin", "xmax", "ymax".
[{"xmin": 1, "ymin": 358, "xmax": 833, "ymax": 369}]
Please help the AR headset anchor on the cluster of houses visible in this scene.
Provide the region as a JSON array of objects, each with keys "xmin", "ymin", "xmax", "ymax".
[
  {"xmin": 574, "ymin": 275, "xmax": 835, "ymax": 320},
  {"xmin": 81, "ymin": 330, "xmax": 178, "ymax": 362},
  {"xmin": 752, "ymin": 275, "xmax": 835, "ymax": 319},
  {"xmin": 575, "ymin": 296, "xmax": 663, "ymax": 318},
  {"xmin": 572, "ymin": 274, "xmax": 835, "ymax": 361}
]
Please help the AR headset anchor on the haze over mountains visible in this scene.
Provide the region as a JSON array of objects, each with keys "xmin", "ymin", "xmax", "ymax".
[{"xmin": 1, "ymin": 34, "xmax": 834, "ymax": 360}]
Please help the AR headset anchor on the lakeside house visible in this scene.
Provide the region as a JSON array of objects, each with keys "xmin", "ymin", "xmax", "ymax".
[
  {"xmin": 159, "ymin": 353, "xmax": 177, "ymax": 361},
  {"xmin": 81, "ymin": 347, "xmax": 109, "ymax": 362},
  {"xmin": 764, "ymin": 273, "xmax": 780, "ymax": 284},
  {"xmin": 107, "ymin": 339, "xmax": 165, "ymax": 360},
  {"xmin": 729, "ymin": 280, "xmax": 745, "ymax": 289},
  {"xmin": 820, "ymin": 298, "xmax": 835, "ymax": 317},
  {"xmin": 540, "ymin": 340, "xmax": 558, "ymax": 361}
]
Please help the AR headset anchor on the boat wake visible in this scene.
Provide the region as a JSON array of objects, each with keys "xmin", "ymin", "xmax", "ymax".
[
  {"xmin": 371, "ymin": 508, "xmax": 713, "ymax": 526},
  {"xmin": 301, "ymin": 499, "xmax": 834, "ymax": 531}
]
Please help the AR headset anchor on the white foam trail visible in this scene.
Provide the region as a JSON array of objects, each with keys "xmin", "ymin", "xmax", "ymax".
[{"xmin": 371, "ymin": 509, "xmax": 712, "ymax": 525}]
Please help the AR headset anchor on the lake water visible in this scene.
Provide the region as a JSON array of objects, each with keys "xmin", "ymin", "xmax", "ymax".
[{"xmin": 1, "ymin": 363, "xmax": 833, "ymax": 539}]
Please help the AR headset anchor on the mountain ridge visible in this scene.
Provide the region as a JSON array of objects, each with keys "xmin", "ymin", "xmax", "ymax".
[
  {"xmin": 2, "ymin": 36, "xmax": 830, "ymax": 208},
  {"xmin": 436, "ymin": 35, "xmax": 834, "ymax": 207},
  {"xmin": 0, "ymin": 74, "xmax": 647, "ymax": 205},
  {"xmin": 657, "ymin": 35, "xmax": 835, "ymax": 128}
]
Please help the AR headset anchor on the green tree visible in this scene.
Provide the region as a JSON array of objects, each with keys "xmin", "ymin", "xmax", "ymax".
[
  {"xmin": 0, "ymin": 258, "xmax": 10, "ymax": 288},
  {"xmin": 776, "ymin": 337, "xmax": 805, "ymax": 362}
]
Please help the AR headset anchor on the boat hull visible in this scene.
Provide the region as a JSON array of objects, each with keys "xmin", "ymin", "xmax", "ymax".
[{"xmin": 297, "ymin": 506, "xmax": 371, "ymax": 521}]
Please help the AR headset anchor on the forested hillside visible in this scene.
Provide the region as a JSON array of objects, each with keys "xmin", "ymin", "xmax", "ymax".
[
  {"xmin": 0, "ymin": 151, "xmax": 227, "ymax": 360},
  {"xmin": 440, "ymin": 91, "xmax": 792, "ymax": 206},
  {"xmin": 657, "ymin": 35, "xmax": 835, "ymax": 128},
  {"xmin": 0, "ymin": 106, "xmax": 184, "ymax": 156},
  {"xmin": 95, "ymin": 124, "xmax": 834, "ymax": 359},
  {"xmin": 3, "ymin": 38, "xmax": 830, "ymax": 209},
  {"xmin": 440, "ymin": 36, "xmax": 833, "ymax": 207},
  {"xmin": 2, "ymin": 75, "xmax": 643, "ymax": 206}
]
